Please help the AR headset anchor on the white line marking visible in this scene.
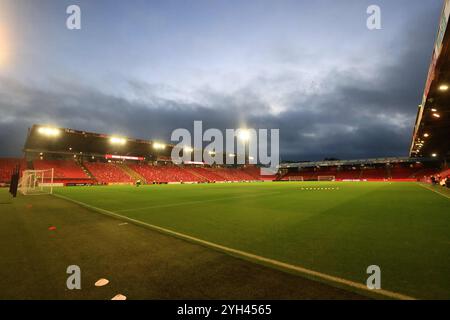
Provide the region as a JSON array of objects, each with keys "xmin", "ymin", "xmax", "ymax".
[
  {"xmin": 418, "ymin": 183, "xmax": 450, "ymax": 200},
  {"xmin": 115, "ymin": 192, "xmax": 282, "ymax": 213},
  {"xmin": 53, "ymin": 193, "xmax": 416, "ymax": 300},
  {"xmin": 118, "ymin": 222, "xmax": 128, "ymax": 226}
]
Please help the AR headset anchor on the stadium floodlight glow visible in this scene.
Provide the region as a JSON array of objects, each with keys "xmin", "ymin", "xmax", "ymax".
[
  {"xmin": 38, "ymin": 127, "xmax": 60, "ymax": 137},
  {"xmin": 183, "ymin": 146, "xmax": 193, "ymax": 152},
  {"xmin": 423, "ymin": 133, "xmax": 430, "ymax": 137},
  {"xmin": 249, "ymin": 156, "xmax": 254, "ymax": 160},
  {"xmin": 208, "ymin": 151, "xmax": 216, "ymax": 155},
  {"xmin": 228, "ymin": 153, "xmax": 236, "ymax": 157},
  {"xmin": 431, "ymin": 108, "xmax": 437, "ymax": 112},
  {"xmin": 431, "ymin": 153, "xmax": 438, "ymax": 157},
  {"xmin": 153, "ymin": 142, "xmax": 166, "ymax": 150},
  {"xmin": 432, "ymin": 113, "xmax": 441, "ymax": 118},
  {"xmin": 110, "ymin": 137, "xmax": 126, "ymax": 145},
  {"xmin": 238, "ymin": 129, "xmax": 250, "ymax": 142},
  {"xmin": 439, "ymin": 84, "xmax": 449, "ymax": 91}
]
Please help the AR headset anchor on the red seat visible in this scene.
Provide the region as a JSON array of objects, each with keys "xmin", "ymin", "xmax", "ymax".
[
  {"xmin": 0, "ymin": 158, "xmax": 27, "ymax": 183},
  {"xmin": 33, "ymin": 160, "xmax": 89, "ymax": 179},
  {"xmin": 84, "ymin": 162, "xmax": 133, "ymax": 184}
]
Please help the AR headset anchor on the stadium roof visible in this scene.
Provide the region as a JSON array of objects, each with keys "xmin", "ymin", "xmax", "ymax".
[
  {"xmin": 279, "ymin": 157, "xmax": 437, "ymax": 169},
  {"xmin": 410, "ymin": 0, "xmax": 450, "ymax": 159},
  {"xmin": 23, "ymin": 124, "xmax": 173, "ymax": 159}
]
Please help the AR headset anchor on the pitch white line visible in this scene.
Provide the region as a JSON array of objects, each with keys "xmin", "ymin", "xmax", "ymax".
[
  {"xmin": 53, "ymin": 193, "xmax": 416, "ymax": 300},
  {"xmin": 115, "ymin": 192, "xmax": 282, "ymax": 213},
  {"xmin": 418, "ymin": 183, "xmax": 450, "ymax": 200}
]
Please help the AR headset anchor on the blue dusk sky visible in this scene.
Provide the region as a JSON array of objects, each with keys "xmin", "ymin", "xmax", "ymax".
[{"xmin": 0, "ymin": 0, "xmax": 443, "ymax": 160}]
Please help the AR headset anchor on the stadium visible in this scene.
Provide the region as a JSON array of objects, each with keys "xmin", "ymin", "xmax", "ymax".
[{"xmin": 0, "ymin": 1, "xmax": 449, "ymax": 303}]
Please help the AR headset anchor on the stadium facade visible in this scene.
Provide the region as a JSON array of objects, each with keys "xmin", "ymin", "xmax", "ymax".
[{"xmin": 409, "ymin": 0, "xmax": 450, "ymax": 164}]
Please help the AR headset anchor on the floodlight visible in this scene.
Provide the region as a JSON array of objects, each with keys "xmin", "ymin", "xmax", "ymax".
[
  {"xmin": 423, "ymin": 133, "xmax": 429, "ymax": 137},
  {"xmin": 208, "ymin": 151, "xmax": 216, "ymax": 155},
  {"xmin": 153, "ymin": 142, "xmax": 166, "ymax": 150},
  {"xmin": 228, "ymin": 153, "xmax": 236, "ymax": 157},
  {"xmin": 38, "ymin": 127, "xmax": 60, "ymax": 137},
  {"xmin": 431, "ymin": 153, "xmax": 438, "ymax": 157},
  {"xmin": 238, "ymin": 129, "xmax": 250, "ymax": 142},
  {"xmin": 432, "ymin": 113, "xmax": 440, "ymax": 118},
  {"xmin": 431, "ymin": 108, "xmax": 437, "ymax": 112},
  {"xmin": 184, "ymin": 146, "xmax": 193, "ymax": 152},
  {"xmin": 110, "ymin": 137, "xmax": 126, "ymax": 145},
  {"xmin": 439, "ymin": 84, "xmax": 449, "ymax": 91}
]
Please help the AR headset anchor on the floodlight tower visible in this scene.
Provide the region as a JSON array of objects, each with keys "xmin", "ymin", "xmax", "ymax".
[
  {"xmin": 238, "ymin": 129, "xmax": 250, "ymax": 165},
  {"xmin": 152, "ymin": 142, "xmax": 166, "ymax": 163}
]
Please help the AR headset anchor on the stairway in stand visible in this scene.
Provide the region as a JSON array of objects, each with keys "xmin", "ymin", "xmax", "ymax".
[
  {"xmin": 117, "ymin": 163, "xmax": 147, "ymax": 184},
  {"xmin": 186, "ymin": 168, "xmax": 208, "ymax": 182},
  {"xmin": 79, "ymin": 162, "xmax": 97, "ymax": 182}
]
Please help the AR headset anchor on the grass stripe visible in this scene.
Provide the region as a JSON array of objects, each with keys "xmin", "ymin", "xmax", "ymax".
[
  {"xmin": 53, "ymin": 193, "xmax": 416, "ymax": 300},
  {"xmin": 115, "ymin": 191, "xmax": 282, "ymax": 212}
]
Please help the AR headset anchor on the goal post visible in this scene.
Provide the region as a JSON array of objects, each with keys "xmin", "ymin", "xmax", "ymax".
[
  {"xmin": 318, "ymin": 175, "xmax": 335, "ymax": 181},
  {"xmin": 19, "ymin": 169, "xmax": 54, "ymax": 195}
]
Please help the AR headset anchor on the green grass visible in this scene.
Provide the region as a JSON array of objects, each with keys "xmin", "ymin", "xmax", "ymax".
[
  {"xmin": 53, "ymin": 181, "xmax": 450, "ymax": 299},
  {"xmin": 0, "ymin": 186, "xmax": 364, "ymax": 299}
]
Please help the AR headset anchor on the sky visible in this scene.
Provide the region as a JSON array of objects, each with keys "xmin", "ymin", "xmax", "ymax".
[{"xmin": 0, "ymin": 0, "xmax": 444, "ymax": 161}]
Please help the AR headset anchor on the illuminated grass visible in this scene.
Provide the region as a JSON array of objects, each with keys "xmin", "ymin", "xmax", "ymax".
[{"xmin": 54, "ymin": 182, "xmax": 450, "ymax": 299}]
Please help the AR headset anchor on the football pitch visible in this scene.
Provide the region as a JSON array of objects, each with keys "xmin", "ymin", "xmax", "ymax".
[{"xmin": 1, "ymin": 181, "xmax": 449, "ymax": 299}]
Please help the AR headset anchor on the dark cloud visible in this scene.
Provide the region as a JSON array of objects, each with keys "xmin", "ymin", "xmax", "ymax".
[{"xmin": 0, "ymin": 3, "xmax": 440, "ymax": 161}]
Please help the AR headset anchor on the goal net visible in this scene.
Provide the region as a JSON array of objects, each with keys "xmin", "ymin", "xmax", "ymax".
[
  {"xmin": 318, "ymin": 175, "xmax": 335, "ymax": 181},
  {"xmin": 19, "ymin": 169, "xmax": 54, "ymax": 195},
  {"xmin": 288, "ymin": 176, "xmax": 304, "ymax": 181}
]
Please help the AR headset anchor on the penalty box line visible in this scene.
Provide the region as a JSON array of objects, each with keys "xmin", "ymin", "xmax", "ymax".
[{"xmin": 53, "ymin": 193, "xmax": 416, "ymax": 301}]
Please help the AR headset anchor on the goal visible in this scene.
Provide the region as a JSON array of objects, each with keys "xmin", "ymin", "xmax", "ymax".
[
  {"xmin": 318, "ymin": 175, "xmax": 335, "ymax": 181},
  {"xmin": 288, "ymin": 176, "xmax": 304, "ymax": 181},
  {"xmin": 19, "ymin": 169, "xmax": 54, "ymax": 195}
]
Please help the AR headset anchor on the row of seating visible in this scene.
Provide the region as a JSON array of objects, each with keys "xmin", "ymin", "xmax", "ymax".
[
  {"xmin": 3, "ymin": 158, "xmax": 442, "ymax": 184},
  {"xmin": 33, "ymin": 160, "xmax": 90, "ymax": 180},
  {"xmin": 129, "ymin": 164, "xmax": 204, "ymax": 183},
  {"xmin": 1, "ymin": 159, "xmax": 268, "ymax": 184},
  {"xmin": 129, "ymin": 165, "xmax": 262, "ymax": 183},
  {"xmin": 281, "ymin": 166, "xmax": 439, "ymax": 181},
  {"xmin": 83, "ymin": 162, "xmax": 134, "ymax": 184}
]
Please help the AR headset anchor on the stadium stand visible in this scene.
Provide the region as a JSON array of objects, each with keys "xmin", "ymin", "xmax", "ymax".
[
  {"xmin": 360, "ymin": 167, "xmax": 388, "ymax": 180},
  {"xmin": 438, "ymin": 168, "xmax": 450, "ymax": 178},
  {"xmin": 128, "ymin": 164, "xmax": 204, "ymax": 183},
  {"xmin": 204, "ymin": 167, "xmax": 255, "ymax": 181},
  {"xmin": 188, "ymin": 167, "xmax": 226, "ymax": 182},
  {"xmin": 32, "ymin": 159, "xmax": 93, "ymax": 184},
  {"xmin": 0, "ymin": 158, "xmax": 27, "ymax": 183},
  {"xmin": 389, "ymin": 165, "xmax": 420, "ymax": 180},
  {"xmin": 33, "ymin": 160, "xmax": 88, "ymax": 179},
  {"xmin": 241, "ymin": 166, "xmax": 273, "ymax": 180},
  {"xmin": 335, "ymin": 168, "xmax": 361, "ymax": 180},
  {"xmin": 84, "ymin": 162, "xmax": 134, "ymax": 184}
]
